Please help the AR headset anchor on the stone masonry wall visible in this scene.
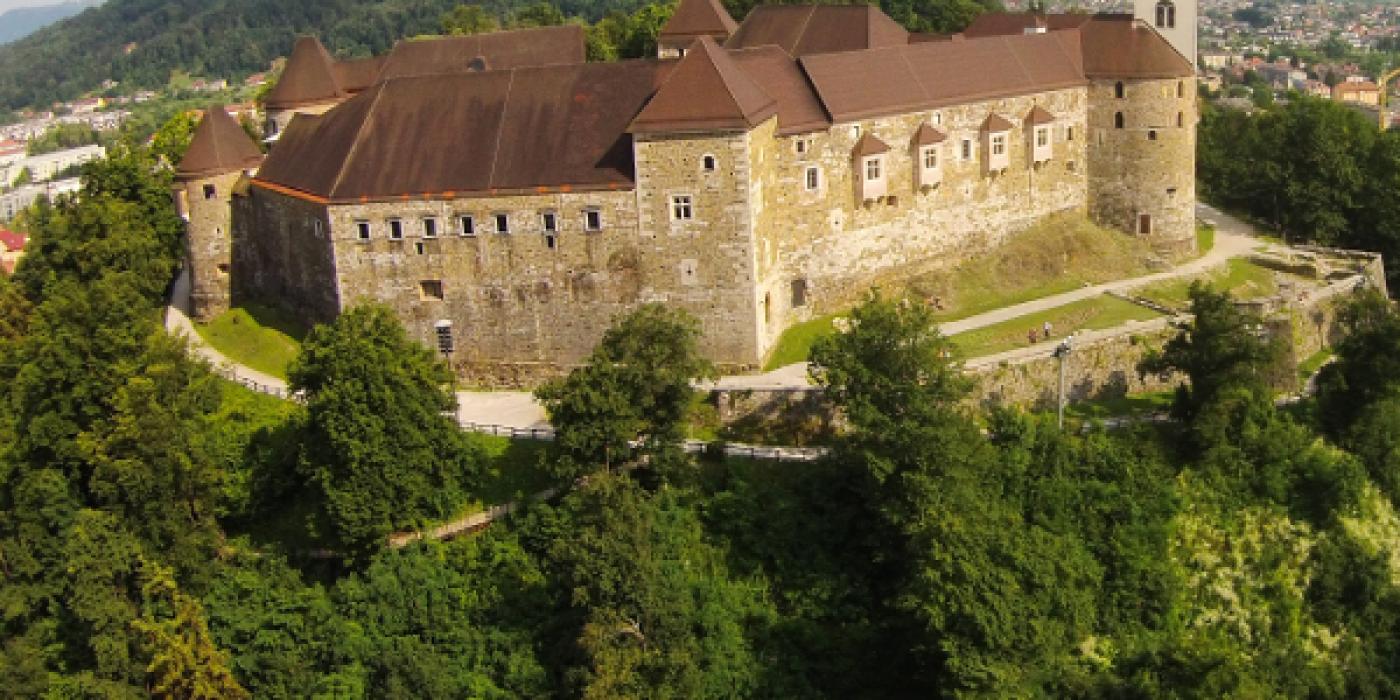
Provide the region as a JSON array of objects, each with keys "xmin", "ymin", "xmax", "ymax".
[
  {"xmin": 231, "ymin": 187, "xmax": 341, "ymax": 326},
  {"xmin": 179, "ymin": 169, "xmax": 246, "ymax": 320},
  {"xmin": 326, "ymin": 189, "xmax": 643, "ymax": 375},
  {"xmin": 751, "ymin": 88, "xmax": 1091, "ymax": 357},
  {"xmin": 1086, "ymin": 77, "xmax": 1197, "ymax": 254}
]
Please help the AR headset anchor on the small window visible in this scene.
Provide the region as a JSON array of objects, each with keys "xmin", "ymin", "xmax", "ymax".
[
  {"xmin": 216, "ymin": 263, "xmax": 230, "ymax": 276},
  {"xmin": 701, "ymin": 155, "xmax": 716, "ymax": 172},
  {"xmin": 1066, "ymin": 125, "xmax": 1075, "ymax": 141},
  {"xmin": 791, "ymin": 278, "xmax": 808, "ymax": 307},
  {"xmin": 419, "ymin": 279, "xmax": 444, "ymax": 301},
  {"xmin": 795, "ymin": 138, "xmax": 811, "ymax": 155},
  {"xmin": 355, "ymin": 220, "xmax": 371, "ymax": 241},
  {"xmin": 932, "ymin": 111, "xmax": 943, "ymax": 126},
  {"xmin": 544, "ymin": 233, "xmax": 557, "ymax": 250},
  {"xmin": 494, "ymin": 213, "xmax": 509, "ymax": 234},
  {"xmin": 415, "ymin": 241, "xmax": 425, "ymax": 255},
  {"xmin": 202, "ymin": 184, "xmax": 216, "ymax": 199},
  {"xmin": 805, "ymin": 166, "xmax": 821, "ymax": 191},
  {"xmin": 583, "ymin": 208, "xmax": 602, "ymax": 232},
  {"xmin": 541, "ymin": 211, "xmax": 557, "ymax": 232},
  {"xmin": 1155, "ymin": 0, "xmax": 1175, "ymax": 29},
  {"xmin": 459, "ymin": 215, "xmax": 475, "ymax": 236},
  {"xmin": 389, "ymin": 219, "xmax": 404, "ymax": 240},
  {"xmin": 312, "ymin": 219, "xmax": 323, "ymax": 238},
  {"xmin": 922, "ymin": 147, "xmax": 938, "ymax": 170},
  {"xmin": 961, "ymin": 139, "xmax": 973, "ymax": 160},
  {"xmin": 1114, "ymin": 112, "xmax": 1125, "ymax": 129},
  {"xmin": 991, "ymin": 134, "xmax": 1006, "ymax": 156},
  {"xmin": 1115, "ymin": 81, "xmax": 1125, "ymax": 99},
  {"xmin": 1035, "ymin": 127, "xmax": 1049, "ymax": 148},
  {"xmin": 671, "ymin": 195, "xmax": 693, "ymax": 221},
  {"xmin": 422, "ymin": 217, "xmax": 438, "ymax": 238},
  {"xmin": 1177, "ymin": 112, "xmax": 1184, "ymax": 127},
  {"xmin": 1177, "ymin": 80, "xmax": 1184, "ymax": 98},
  {"xmin": 864, "ymin": 157, "xmax": 882, "ymax": 181},
  {"xmin": 1138, "ymin": 213, "xmax": 1153, "ymax": 235},
  {"xmin": 850, "ymin": 125, "xmax": 861, "ymax": 139},
  {"xmin": 1148, "ymin": 130, "xmax": 1158, "ymax": 141}
]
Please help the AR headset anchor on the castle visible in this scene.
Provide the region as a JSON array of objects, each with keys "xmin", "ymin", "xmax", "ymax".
[{"xmin": 176, "ymin": 0, "xmax": 1197, "ymax": 381}]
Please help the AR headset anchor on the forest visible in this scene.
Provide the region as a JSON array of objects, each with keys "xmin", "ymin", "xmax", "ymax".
[
  {"xmin": 4, "ymin": 120, "xmax": 1400, "ymax": 697},
  {"xmin": 0, "ymin": 0, "xmax": 1001, "ymax": 116},
  {"xmin": 1197, "ymin": 95, "xmax": 1400, "ymax": 288}
]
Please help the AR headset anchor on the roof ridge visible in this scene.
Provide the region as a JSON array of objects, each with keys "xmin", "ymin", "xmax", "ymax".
[
  {"xmin": 330, "ymin": 84, "xmax": 390, "ymax": 198},
  {"xmin": 485, "ymin": 69, "xmax": 517, "ymax": 190}
]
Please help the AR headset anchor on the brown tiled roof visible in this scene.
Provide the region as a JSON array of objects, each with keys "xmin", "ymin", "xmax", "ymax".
[
  {"xmin": 1025, "ymin": 105, "xmax": 1055, "ymax": 124},
  {"xmin": 726, "ymin": 46, "xmax": 830, "ymax": 135},
  {"xmin": 963, "ymin": 13, "xmax": 1191, "ymax": 79},
  {"xmin": 852, "ymin": 132, "xmax": 889, "ymax": 157},
  {"xmin": 912, "ymin": 123, "xmax": 946, "ymax": 145},
  {"xmin": 264, "ymin": 37, "xmax": 344, "ymax": 109},
  {"xmin": 800, "ymin": 30, "xmax": 1085, "ymax": 123},
  {"xmin": 177, "ymin": 105, "xmax": 263, "ymax": 180},
  {"xmin": 255, "ymin": 60, "xmax": 672, "ymax": 202},
  {"xmin": 660, "ymin": 0, "xmax": 737, "ymax": 41},
  {"xmin": 961, "ymin": 12, "xmax": 1098, "ymax": 37},
  {"xmin": 377, "ymin": 26, "xmax": 586, "ymax": 81},
  {"xmin": 726, "ymin": 5, "xmax": 908, "ymax": 58},
  {"xmin": 983, "ymin": 113, "xmax": 1015, "ymax": 131},
  {"xmin": 631, "ymin": 36, "xmax": 776, "ymax": 133},
  {"xmin": 332, "ymin": 57, "xmax": 386, "ymax": 92},
  {"xmin": 1077, "ymin": 16, "xmax": 1193, "ymax": 78}
]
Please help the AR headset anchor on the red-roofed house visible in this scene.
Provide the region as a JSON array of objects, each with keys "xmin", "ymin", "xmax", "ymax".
[{"xmin": 0, "ymin": 228, "xmax": 26, "ymax": 275}]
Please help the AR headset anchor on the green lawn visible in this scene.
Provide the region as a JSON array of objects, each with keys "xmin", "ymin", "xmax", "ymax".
[
  {"xmin": 950, "ymin": 295, "xmax": 1162, "ymax": 359},
  {"xmin": 763, "ymin": 314, "xmax": 838, "ymax": 371},
  {"xmin": 1132, "ymin": 258, "xmax": 1278, "ymax": 311},
  {"xmin": 195, "ymin": 304, "xmax": 307, "ymax": 379},
  {"xmin": 1196, "ymin": 223, "xmax": 1216, "ymax": 255},
  {"xmin": 1298, "ymin": 349, "xmax": 1334, "ymax": 381}
]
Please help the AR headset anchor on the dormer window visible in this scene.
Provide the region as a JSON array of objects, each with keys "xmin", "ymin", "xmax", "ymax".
[
  {"xmin": 912, "ymin": 123, "xmax": 945, "ymax": 189},
  {"xmin": 982, "ymin": 113, "xmax": 1013, "ymax": 174},
  {"xmin": 852, "ymin": 133, "xmax": 890, "ymax": 202},
  {"xmin": 1026, "ymin": 107, "xmax": 1055, "ymax": 164},
  {"xmin": 1155, "ymin": 0, "xmax": 1176, "ymax": 29}
]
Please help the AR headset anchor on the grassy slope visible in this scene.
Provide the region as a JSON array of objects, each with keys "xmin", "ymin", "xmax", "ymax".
[
  {"xmin": 1133, "ymin": 258, "xmax": 1279, "ymax": 311},
  {"xmin": 764, "ymin": 214, "xmax": 1157, "ymax": 370},
  {"xmin": 194, "ymin": 304, "xmax": 307, "ymax": 379},
  {"xmin": 949, "ymin": 294, "xmax": 1161, "ymax": 359}
]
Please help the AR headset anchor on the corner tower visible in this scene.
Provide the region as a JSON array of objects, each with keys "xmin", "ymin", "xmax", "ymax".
[
  {"xmin": 657, "ymin": 0, "xmax": 737, "ymax": 58},
  {"xmin": 1135, "ymin": 0, "xmax": 1196, "ymax": 68},
  {"xmin": 174, "ymin": 106, "xmax": 263, "ymax": 319}
]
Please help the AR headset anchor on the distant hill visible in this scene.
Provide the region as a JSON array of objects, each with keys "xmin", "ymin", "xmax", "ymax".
[
  {"xmin": 0, "ymin": 0, "xmax": 654, "ymax": 112},
  {"xmin": 0, "ymin": 0, "xmax": 101, "ymax": 46}
]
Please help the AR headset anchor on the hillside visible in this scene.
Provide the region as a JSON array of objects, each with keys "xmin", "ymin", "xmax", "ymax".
[
  {"xmin": 0, "ymin": 0, "xmax": 654, "ymax": 112},
  {"xmin": 0, "ymin": 0, "xmax": 101, "ymax": 46},
  {"xmin": 0, "ymin": 0, "xmax": 998, "ymax": 113}
]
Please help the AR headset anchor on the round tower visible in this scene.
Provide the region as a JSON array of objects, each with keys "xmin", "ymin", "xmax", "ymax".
[
  {"xmin": 1084, "ymin": 20, "xmax": 1198, "ymax": 255},
  {"xmin": 173, "ymin": 106, "xmax": 264, "ymax": 319}
]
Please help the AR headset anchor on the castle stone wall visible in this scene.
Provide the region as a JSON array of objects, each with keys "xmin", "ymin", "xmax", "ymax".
[
  {"xmin": 231, "ymin": 187, "xmax": 341, "ymax": 325},
  {"xmin": 1086, "ymin": 77, "xmax": 1197, "ymax": 254},
  {"xmin": 179, "ymin": 170, "xmax": 245, "ymax": 319},
  {"xmin": 752, "ymin": 88, "xmax": 1091, "ymax": 357}
]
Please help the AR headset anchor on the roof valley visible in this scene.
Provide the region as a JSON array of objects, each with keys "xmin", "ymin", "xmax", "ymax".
[{"xmin": 485, "ymin": 69, "xmax": 518, "ymax": 192}]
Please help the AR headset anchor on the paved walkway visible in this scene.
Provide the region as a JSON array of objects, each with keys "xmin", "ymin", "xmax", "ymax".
[
  {"xmin": 714, "ymin": 203, "xmax": 1266, "ymax": 389},
  {"xmin": 170, "ymin": 203, "xmax": 1266, "ymax": 421}
]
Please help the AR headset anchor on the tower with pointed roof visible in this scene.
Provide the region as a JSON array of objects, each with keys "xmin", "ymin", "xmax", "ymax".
[
  {"xmin": 174, "ymin": 106, "xmax": 264, "ymax": 319},
  {"xmin": 657, "ymin": 0, "xmax": 737, "ymax": 58},
  {"xmin": 1134, "ymin": 0, "xmax": 1196, "ymax": 68}
]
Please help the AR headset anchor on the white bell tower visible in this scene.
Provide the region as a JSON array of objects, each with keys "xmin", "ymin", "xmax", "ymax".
[{"xmin": 1136, "ymin": 0, "xmax": 1197, "ymax": 71}]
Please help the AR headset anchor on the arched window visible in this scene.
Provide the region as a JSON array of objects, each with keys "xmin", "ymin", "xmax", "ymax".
[
  {"xmin": 1115, "ymin": 81, "xmax": 1125, "ymax": 99},
  {"xmin": 1177, "ymin": 80, "xmax": 1184, "ymax": 98},
  {"xmin": 1155, "ymin": 0, "xmax": 1176, "ymax": 29},
  {"xmin": 1114, "ymin": 112, "xmax": 1125, "ymax": 129}
]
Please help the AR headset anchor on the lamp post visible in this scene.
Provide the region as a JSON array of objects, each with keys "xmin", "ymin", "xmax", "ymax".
[{"xmin": 1053, "ymin": 335, "xmax": 1074, "ymax": 429}]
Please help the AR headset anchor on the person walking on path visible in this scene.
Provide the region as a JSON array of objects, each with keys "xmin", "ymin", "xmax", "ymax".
[
  {"xmin": 1028, "ymin": 327, "xmax": 1038, "ymax": 344},
  {"xmin": 1043, "ymin": 320, "xmax": 1053, "ymax": 339}
]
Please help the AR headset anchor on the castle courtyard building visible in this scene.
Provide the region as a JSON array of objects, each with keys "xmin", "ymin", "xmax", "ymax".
[{"xmin": 194, "ymin": 2, "xmax": 1197, "ymax": 381}]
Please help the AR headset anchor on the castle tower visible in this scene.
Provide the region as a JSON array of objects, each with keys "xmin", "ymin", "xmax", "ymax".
[
  {"xmin": 1083, "ymin": 19, "xmax": 1197, "ymax": 254},
  {"xmin": 656, "ymin": 0, "xmax": 737, "ymax": 59},
  {"xmin": 262, "ymin": 36, "xmax": 346, "ymax": 139},
  {"xmin": 174, "ymin": 106, "xmax": 263, "ymax": 320},
  {"xmin": 1134, "ymin": 0, "xmax": 1196, "ymax": 68},
  {"xmin": 630, "ymin": 35, "xmax": 778, "ymax": 365}
]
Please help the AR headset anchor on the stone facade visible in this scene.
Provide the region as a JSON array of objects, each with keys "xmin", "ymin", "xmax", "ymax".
[
  {"xmin": 752, "ymin": 88, "xmax": 1091, "ymax": 356},
  {"xmin": 230, "ymin": 187, "xmax": 340, "ymax": 323},
  {"xmin": 176, "ymin": 170, "xmax": 245, "ymax": 319},
  {"xmin": 1086, "ymin": 77, "xmax": 1197, "ymax": 255}
]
